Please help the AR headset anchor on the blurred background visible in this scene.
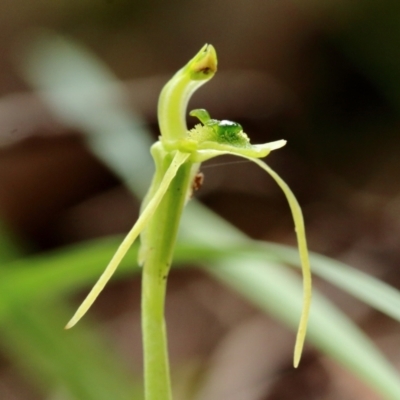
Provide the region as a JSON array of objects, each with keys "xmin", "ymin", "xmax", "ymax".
[{"xmin": 1, "ymin": 0, "xmax": 400, "ymax": 399}]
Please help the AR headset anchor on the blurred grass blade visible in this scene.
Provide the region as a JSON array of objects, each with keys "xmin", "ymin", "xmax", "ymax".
[
  {"xmin": 1, "ymin": 299, "xmax": 142, "ymax": 400},
  {"xmin": 183, "ymin": 201, "xmax": 400, "ymax": 324},
  {"xmin": 208, "ymin": 257, "xmax": 400, "ymax": 400},
  {"xmin": 183, "ymin": 203, "xmax": 400, "ymax": 325},
  {"xmin": 260, "ymin": 241, "xmax": 400, "ymax": 324},
  {"xmin": 19, "ymin": 30, "xmax": 154, "ymax": 197},
  {"xmin": 2, "ymin": 237, "xmax": 400, "ymax": 398},
  {"xmin": 0, "ymin": 237, "xmax": 135, "ymax": 320}
]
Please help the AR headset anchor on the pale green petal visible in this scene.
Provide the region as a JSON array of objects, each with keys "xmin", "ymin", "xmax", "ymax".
[{"xmin": 192, "ymin": 139, "xmax": 287, "ymax": 162}]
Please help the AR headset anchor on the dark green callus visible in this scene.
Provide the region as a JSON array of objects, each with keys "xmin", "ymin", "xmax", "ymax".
[{"xmin": 190, "ymin": 109, "xmax": 248, "ymax": 147}]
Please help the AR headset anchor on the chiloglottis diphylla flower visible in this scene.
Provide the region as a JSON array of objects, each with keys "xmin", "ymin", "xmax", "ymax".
[{"xmin": 65, "ymin": 44, "xmax": 311, "ymax": 368}]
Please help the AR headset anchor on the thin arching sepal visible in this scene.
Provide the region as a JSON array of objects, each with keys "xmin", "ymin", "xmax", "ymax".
[
  {"xmin": 206, "ymin": 150, "xmax": 312, "ymax": 367},
  {"xmin": 247, "ymin": 157, "xmax": 312, "ymax": 368},
  {"xmin": 65, "ymin": 151, "xmax": 190, "ymax": 329}
]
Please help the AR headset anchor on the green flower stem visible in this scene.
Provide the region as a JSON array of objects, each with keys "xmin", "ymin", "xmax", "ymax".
[
  {"xmin": 141, "ymin": 157, "xmax": 193, "ymax": 400},
  {"xmin": 141, "ymin": 46, "xmax": 218, "ymax": 400}
]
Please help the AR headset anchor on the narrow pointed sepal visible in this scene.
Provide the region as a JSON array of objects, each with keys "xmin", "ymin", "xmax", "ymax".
[
  {"xmin": 204, "ymin": 150, "xmax": 312, "ymax": 367},
  {"xmin": 65, "ymin": 151, "xmax": 190, "ymax": 329}
]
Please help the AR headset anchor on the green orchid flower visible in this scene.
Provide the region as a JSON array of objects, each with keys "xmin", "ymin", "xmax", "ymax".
[{"xmin": 65, "ymin": 44, "xmax": 311, "ymax": 399}]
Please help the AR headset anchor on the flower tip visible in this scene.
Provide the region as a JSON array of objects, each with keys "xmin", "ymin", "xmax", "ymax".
[
  {"xmin": 268, "ymin": 139, "xmax": 287, "ymax": 151},
  {"xmin": 64, "ymin": 320, "xmax": 75, "ymax": 330},
  {"xmin": 189, "ymin": 44, "xmax": 218, "ymax": 80},
  {"xmin": 293, "ymin": 340, "xmax": 303, "ymax": 368}
]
